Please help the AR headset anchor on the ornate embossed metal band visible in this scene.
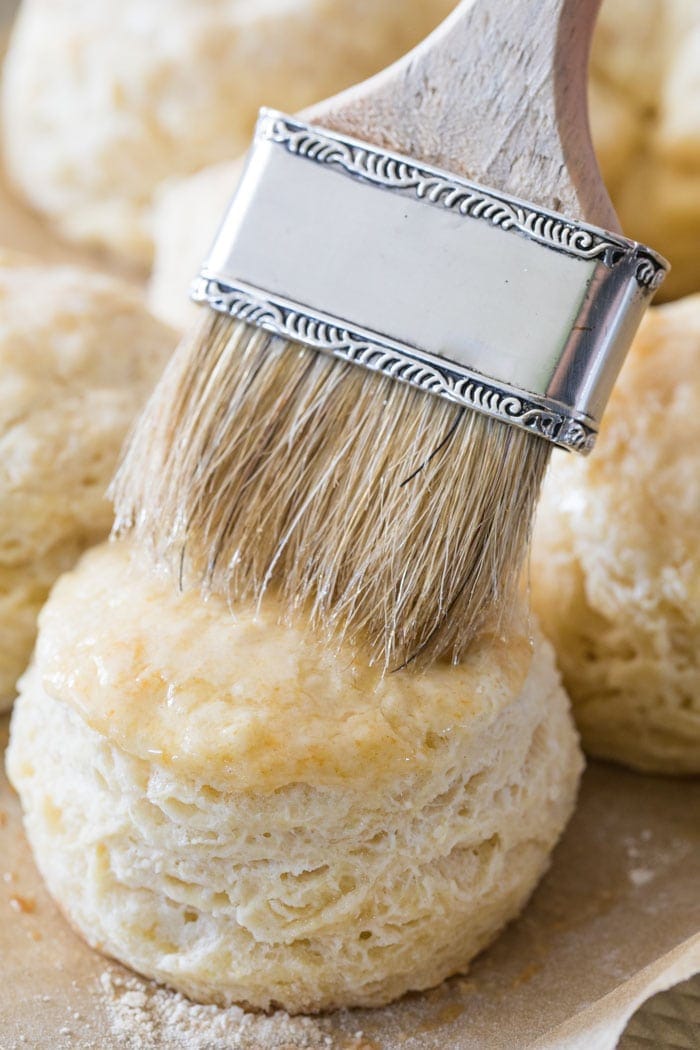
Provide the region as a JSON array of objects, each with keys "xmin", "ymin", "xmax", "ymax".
[
  {"xmin": 193, "ymin": 109, "xmax": 670, "ymax": 453},
  {"xmin": 259, "ymin": 112, "xmax": 665, "ymax": 290},
  {"xmin": 191, "ymin": 275, "xmax": 597, "ymax": 451}
]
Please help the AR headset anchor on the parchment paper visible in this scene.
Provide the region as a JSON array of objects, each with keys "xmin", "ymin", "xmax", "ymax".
[{"xmin": 1, "ymin": 715, "xmax": 698, "ymax": 1050}]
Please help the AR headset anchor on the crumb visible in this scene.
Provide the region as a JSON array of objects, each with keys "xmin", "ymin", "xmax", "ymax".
[
  {"xmin": 629, "ymin": 867, "xmax": 655, "ymax": 887},
  {"xmin": 98, "ymin": 970, "xmax": 343, "ymax": 1049},
  {"xmin": 9, "ymin": 894, "xmax": 36, "ymax": 914}
]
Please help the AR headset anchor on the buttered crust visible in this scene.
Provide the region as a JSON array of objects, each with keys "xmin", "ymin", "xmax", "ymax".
[
  {"xmin": 532, "ymin": 296, "xmax": 700, "ymax": 774},
  {"xmin": 8, "ymin": 540, "xmax": 582, "ymax": 1012}
]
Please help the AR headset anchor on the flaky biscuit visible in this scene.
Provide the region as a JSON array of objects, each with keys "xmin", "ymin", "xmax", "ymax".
[
  {"xmin": 532, "ymin": 296, "xmax": 700, "ymax": 774},
  {"xmin": 8, "ymin": 540, "xmax": 582, "ymax": 1013},
  {"xmin": 0, "ymin": 255, "xmax": 175, "ymax": 709},
  {"xmin": 2, "ymin": 0, "xmax": 455, "ymax": 267}
]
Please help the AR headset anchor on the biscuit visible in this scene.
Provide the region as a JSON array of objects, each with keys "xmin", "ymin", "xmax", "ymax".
[
  {"xmin": 149, "ymin": 160, "xmax": 240, "ymax": 330},
  {"xmin": 8, "ymin": 540, "xmax": 582, "ymax": 1013},
  {"xmin": 589, "ymin": 0, "xmax": 700, "ymax": 300},
  {"xmin": 0, "ymin": 255, "xmax": 175, "ymax": 709},
  {"xmin": 531, "ymin": 296, "xmax": 700, "ymax": 774},
  {"xmin": 2, "ymin": 0, "xmax": 456, "ymax": 267}
]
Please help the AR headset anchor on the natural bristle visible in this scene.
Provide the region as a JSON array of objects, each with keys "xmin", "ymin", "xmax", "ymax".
[{"xmin": 111, "ymin": 311, "xmax": 551, "ymax": 668}]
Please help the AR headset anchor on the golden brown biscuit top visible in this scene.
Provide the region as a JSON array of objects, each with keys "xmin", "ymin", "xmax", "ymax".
[{"xmin": 36, "ymin": 541, "xmax": 533, "ymax": 793}]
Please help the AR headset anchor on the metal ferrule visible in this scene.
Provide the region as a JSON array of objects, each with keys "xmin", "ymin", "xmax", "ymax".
[{"xmin": 192, "ymin": 109, "xmax": 669, "ymax": 454}]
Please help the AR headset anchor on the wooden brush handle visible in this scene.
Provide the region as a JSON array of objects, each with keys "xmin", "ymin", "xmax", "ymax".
[{"xmin": 307, "ymin": 0, "xmax": 617, "ymax": 230}]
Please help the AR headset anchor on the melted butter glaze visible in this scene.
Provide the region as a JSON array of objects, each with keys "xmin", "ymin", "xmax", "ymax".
[{"xmin": 37, "ymin": 542, "xmax": 533, "ymax": 793}]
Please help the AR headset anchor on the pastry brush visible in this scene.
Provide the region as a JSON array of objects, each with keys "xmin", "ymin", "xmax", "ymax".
[{"xmin": 111, "ymin": 0, "xmax": 667, "ymax": 668}]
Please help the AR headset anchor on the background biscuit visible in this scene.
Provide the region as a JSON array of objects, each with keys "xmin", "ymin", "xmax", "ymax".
[
  {"xmin": 531, "ymin": 295, "xmax": 700, "ymax": 774},
  {"xmin": 2, "ymin": 0, "xmax": 456, "ymax": 267},
  {"xmin": 0, "ymin": 255, "xmax": 175, "ymax": 709}
]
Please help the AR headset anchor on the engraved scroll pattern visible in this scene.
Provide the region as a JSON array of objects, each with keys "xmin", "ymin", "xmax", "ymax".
[
  {"xmin": 192, "ymin": 277, "xmax": 597, "ymax": 453},
  {"xmin": 261, "ymin": 114, "xmax": 666, "ymax": 291}
]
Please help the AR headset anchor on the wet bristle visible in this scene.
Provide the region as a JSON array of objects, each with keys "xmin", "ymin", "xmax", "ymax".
[{"xmin": 111, "ymin": 311, "xmax": 551, "ymax": 669}]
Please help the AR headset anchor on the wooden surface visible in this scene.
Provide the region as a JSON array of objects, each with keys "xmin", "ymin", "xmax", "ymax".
[{"xmin": 309, "ymin": 0, "xmax": 618, "ymax": 230}]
